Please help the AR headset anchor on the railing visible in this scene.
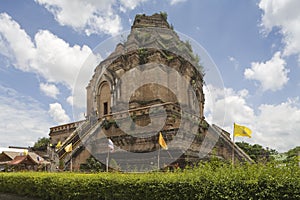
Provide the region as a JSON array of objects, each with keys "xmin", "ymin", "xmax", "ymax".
[
  {"xmin": 56, "ymin": 120, "xmax": 88, "ymax": 156},
  {"xmin": 211, "ymin": 124, "xmax": 254, "ymax": 163},
  {"xmin": 58, "ymin": 118, "xmax": 104, "ymax": 159},
  {"xmin": 58, "ymin": 102, "xmax": 203, "ymax": 160}
]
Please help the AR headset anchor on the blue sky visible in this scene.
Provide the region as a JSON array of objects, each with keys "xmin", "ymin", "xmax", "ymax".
[{"xmin": 0, "ymin": 0, "xmax": 299, "ymax": 152}]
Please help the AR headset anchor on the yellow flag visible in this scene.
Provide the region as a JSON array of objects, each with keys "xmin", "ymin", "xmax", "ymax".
[
  {"xmin": 159, "ymin": 132, "xmax": 168, "ymax": 150},
  {"xmin": 234, "ymin": 123, "xmax": 252, "ymax": 138},
  {"xmin": 64, "ymin": 143, "xmax": 72, "ymax": 152},
  {"xmin": 56, "ymin": 141, "xmax": 62, "ymax": 148},
  {"xmin": 23, "ymin": 149, "xmax": 28, "ymax": 155}
]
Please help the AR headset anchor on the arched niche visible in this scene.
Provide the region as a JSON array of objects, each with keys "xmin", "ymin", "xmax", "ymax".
[{"xmin": 97, "ymin": 82, "xmax": 111, "ymax": 118}]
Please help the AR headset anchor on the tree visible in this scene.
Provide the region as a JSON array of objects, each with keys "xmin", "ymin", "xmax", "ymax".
[
  {"xmin": 236, "ymin": 142, "xmax": 277, "ymax": 163},
  {"xmin": 80, "ymin": 156, "xmax": 105, "ymax": 172},
  {"xmin": 33, "ymin": 137, "xmax": 50, "ymax": 151},
  {"xmin": 284, "ymin": 146, "xmax": 300, "ymax": 166}
]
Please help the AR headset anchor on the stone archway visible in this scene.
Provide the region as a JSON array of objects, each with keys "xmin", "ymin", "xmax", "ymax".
[{"xmin": 97, "ymin": 82, "xmax": 111, "ymax": 118}]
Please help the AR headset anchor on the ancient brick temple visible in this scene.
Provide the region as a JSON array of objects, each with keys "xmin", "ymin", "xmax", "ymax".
[{"xmin": 49, "ymin": 13, "xmax": 252, "ymax": 172}]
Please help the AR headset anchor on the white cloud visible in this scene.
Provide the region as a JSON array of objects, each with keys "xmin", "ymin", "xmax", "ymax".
[
  {"xmin": 254, "ymin": 98, "xmax": 300, "ymax": 152},
  {"xmin": 0, "ymin": 35, "xmax": 11, "ymax": 58},
  {"xmin": 34, "ymin": 0, "xmax": 152, "ymax": 35},
  {"xmin": 0, "ymin": 85, "xmax": 52, "ymax": 147},
  {"xmin": 228, "ymin": 56, "xmax": 239, "ymax": 70},
  {"xmin": 204, "ymin": 85, "xmax": 254, "ymax": 129},
  {"xmin": 119, "ymin": 0, "xmax": 148, "ymax": 11},
  {"xmin": 40, "ymin": 83, "xmax": 60, "ymax": 99},
  {"xmin": 0, "ymin": 13, "xmax": 100, "ymax": 97},
  {"xmin": 0, "ymin": 13, "xmax": 36, "ymax": 71},
  {"xmin": 35, "ymin": 0, "xmax": 122, "ymax": 36},
  {"xmin": 66, "ymin": 96, "xmax": 73, "ymax": 106},
  {"xmin": 33, "ymin": 30, "xmax": 95, "ymax": 87},
  {"xmin": 48, "ymin": 103, "xmax": 70, "ymax": 124},
  {"xmin": 259, "ymin": 0, "xmax": 300, "ymax": 62},
  {"xmin": 244, "ymin": 52, "xmax": 289, "ymax": 91},
  {"xmin": 170, "ymin": 0, "xmax": 187, "ymax": 6},
  {"xmin": 205, "ymin": 85, "xmax": 300, "ymax": 152}
]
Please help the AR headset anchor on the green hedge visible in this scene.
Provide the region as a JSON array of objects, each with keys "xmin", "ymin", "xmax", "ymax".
[{"xmin": 0, "ymin": 163, "xmax": 299, "ymax": 200}]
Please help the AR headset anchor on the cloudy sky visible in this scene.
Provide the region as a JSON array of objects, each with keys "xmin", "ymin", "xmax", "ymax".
[{"xmin": 0, "ymin": 0, "xmax": 299, "ymax": 152}]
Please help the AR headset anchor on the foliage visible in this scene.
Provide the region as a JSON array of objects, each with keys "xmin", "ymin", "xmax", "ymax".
[
  {"xmin": 109, "ymin": 159, "xmax": 121, "ymax": 171},
  {"xmin": 284, "ymin": 146, "xmax": 300, "ymax": 166},
  {"xmin": 33, "ymin": 137, "xmax": 50, "ymax": 150},
  {"xmin": 101, "ymin": 119, "xmax": 118, "ymax": 130},
  {"xmin": 159, "ymin": 11, "xmax": 168, "ymax": 21},
  {"xmin": 0, "ymin": 162, "xmax": 299, "ymax": 200},
  {"xmin": 58, "ymin": 160, "xmax": 65, "ymax": 170},
  {"xmin": 286, "ymin": 146, "xmax": 300, "ymax": 159},
  {"xmin": 138, "ymin": 48, "xmax": 148, "ymax": 64},
  {"xmin": 184, "ymin": 40, "xmax": 192, "ymax": 51},
  {"xmin": 80, "ymin": 156, "xmax": 105, "ymax": 172},
  {"xmin": 236, "ymin": 142, "xmax": 277, "ymax": 163}
]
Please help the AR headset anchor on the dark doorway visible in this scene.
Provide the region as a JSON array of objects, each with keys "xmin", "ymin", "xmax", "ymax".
[{"xmin": 103, "ymin": 102, "xmax": 108, "ymax": 115}]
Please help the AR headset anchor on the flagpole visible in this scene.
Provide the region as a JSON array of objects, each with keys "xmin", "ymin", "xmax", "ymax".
[
  {"xmin": 106, "ymin": 147, "xmax": 110, "ymax": 172},
  {"xmin": 158, "ymin": 145, "xmax": 160, "ymax": 170},
  {"xmin": 70, "ymin": 151, "xmax": 73, "ymax": 172},
  {"xmin": 232, "ymin": 134, "xmax": 235, "ymax": 166}
]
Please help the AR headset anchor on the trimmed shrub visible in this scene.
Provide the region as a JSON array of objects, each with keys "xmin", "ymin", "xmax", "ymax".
[{"xmin": 0, "ymin": 163, "xmax": 299, "ymax": 200}]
